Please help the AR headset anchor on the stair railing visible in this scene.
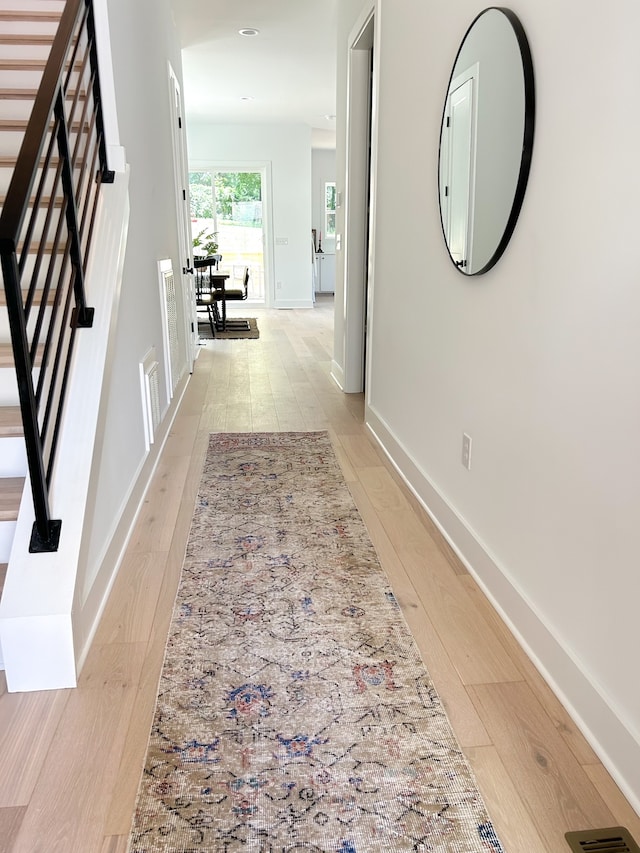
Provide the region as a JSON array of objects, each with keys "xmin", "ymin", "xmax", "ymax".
[{"xmin": 0, "ymin": 0, "xmax": 114, "ymax": 552}]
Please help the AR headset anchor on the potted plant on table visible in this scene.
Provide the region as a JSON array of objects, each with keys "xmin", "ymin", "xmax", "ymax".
[{"xmin": 192, "ymin": 228, "xmax": 219, "ymax": 257}]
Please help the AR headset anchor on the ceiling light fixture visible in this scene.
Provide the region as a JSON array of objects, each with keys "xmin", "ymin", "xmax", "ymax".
[{"xmin": 239, "ymin": 27, "xmax": 259, "ymax": 36}]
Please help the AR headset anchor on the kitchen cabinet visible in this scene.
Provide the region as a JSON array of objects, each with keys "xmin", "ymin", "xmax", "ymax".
[{"xmin": 314, "ymin": 252, "xmax": 335, "ymax": 293}]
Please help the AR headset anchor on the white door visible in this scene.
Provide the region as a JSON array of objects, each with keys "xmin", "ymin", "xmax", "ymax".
[
  {"xmin": 168, "ymin": 66, "xmax": 198, "ymax": 366},
  {"xmin": 442, "ymin": 74, "xmax": 476, "ymax": 271}
]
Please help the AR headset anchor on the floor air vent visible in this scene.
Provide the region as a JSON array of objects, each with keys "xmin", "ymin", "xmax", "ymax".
[{"xmin": 565, "ymin": 827, "xmax": 640, "ymax": 853}]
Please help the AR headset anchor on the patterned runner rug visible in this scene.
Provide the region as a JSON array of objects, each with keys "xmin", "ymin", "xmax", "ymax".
[{"xmin": 129, "ymin": 431, "xmax": 504, "ymax": 852}]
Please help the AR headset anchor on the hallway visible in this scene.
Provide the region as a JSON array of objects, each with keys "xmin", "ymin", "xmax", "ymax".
[{"xmin": 0, "ymin": 298, "xmax": 638, "ymax": 852}]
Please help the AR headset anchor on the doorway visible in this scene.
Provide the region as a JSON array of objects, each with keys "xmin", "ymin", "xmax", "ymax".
[
  {"xmin": 341, "ymin": 9, "xmax": 376, "ymax": 394},
  {"xmin": 440, "ymin": 65, "xmax": 478, "ymax": 272},
  {"xmin": 189, "ymin": 166, "xmax": 271, "ymax": 304},
  {"xmin": 168, "ymin": 64, "xmax": 198, "ymax": 369}
]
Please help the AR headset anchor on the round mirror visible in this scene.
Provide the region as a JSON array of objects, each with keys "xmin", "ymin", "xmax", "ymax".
[{"xmin": 438, "ymin": 7, "xmax": 535, "ymax": 275}]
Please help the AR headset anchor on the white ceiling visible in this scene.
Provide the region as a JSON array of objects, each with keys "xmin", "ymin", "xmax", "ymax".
[{"xmin": 171, "ymin": 0, "xmax": 338, "ymax": 148}]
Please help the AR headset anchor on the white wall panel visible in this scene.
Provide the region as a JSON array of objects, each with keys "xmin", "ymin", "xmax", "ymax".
[{"xmin": 337, "ymin": 0, "xmax": 640, "ymax": 811}]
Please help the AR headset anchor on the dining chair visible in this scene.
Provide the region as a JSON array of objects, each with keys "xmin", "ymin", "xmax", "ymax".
[
  {"xmin": 213, "ymin": 267, "xmax": 250, "ymax": 331},
  {"xmin": 223, "ymin": 267, "xmax": 249, "ymax": 302},
  {"xmin": 194, "ymin": 256, "xmax": 224, "ymax": 336}
]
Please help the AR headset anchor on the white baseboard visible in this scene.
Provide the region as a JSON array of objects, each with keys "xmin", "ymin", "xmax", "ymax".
[
  {"xmin": 366, "ymin": 403, "xmax": 640, "ymax": 817},
  {"xmin": 330, "ymin": 360, "xmax": 345, "ymax": 391},
  {"xmin": 273, "ymin": 299, "xmax": 314, "ymax": 309}
]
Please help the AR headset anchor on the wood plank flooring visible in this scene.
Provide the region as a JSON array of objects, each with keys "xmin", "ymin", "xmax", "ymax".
[{"xmin": 1, "ymin": 296, "xmax": 638, "ymax": 852}]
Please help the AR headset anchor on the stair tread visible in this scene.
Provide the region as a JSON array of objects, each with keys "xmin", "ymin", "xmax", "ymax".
[
  {"xmin": 0, "ymin": 155, "xmax": 59, "ymax": 167},
  {"xmin": 0, "ymin": 85, "xmax": 36, "ymax": 93},
  {"xmin": 0, "ymin": 288, "xmax": 58, "ymax": 307},
  {"xmin": 0, "ymin": 406, "xmax": 22, "ymax": 437},
  {"xmin": 0, "ymin": 34, "xmax": 55, "ymax": 44},
  {"xmin": 0, "ymin": 89, "xmax": 37, "ymax": 100},
  {"xmin": 0, "ymin": 193, "xmax": 65, "ymax": 208},
  {"xmin": 0, "ymin": 118, "xmax": 88, "ymax": 131},
  {"xmin": 0, "ymin": 12, "xmax": 62, "ymax": 23},
  {"xmin": 0, "ymin": 58, "xmax": 47, "ymax": 69},
  {"xmin": 0, "ymin": 342, "xmax": 44, "ymax": 368},
  {"xmin": 0, "ymin": 89, "xmax": 83, "ymax": 101},
  {"xmin": 0, "ymin": 477, "xmax": 23, "ymax": 521}
]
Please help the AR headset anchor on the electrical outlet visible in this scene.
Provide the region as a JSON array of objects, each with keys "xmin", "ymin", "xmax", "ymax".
[
  {"xmin": 462, "ymin": 433, "xmax": 472, "ymax": 470},
  {"xmin": 276, "ymin": 281, "xmax": 282, "ymax": 290}
]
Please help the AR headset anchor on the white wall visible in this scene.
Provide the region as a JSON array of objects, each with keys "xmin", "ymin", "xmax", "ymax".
[
  {"xmin": 337, "ymin": 0, "xmax": 640, "ymax": 811},
  {"xmin": 188, "ymin": 122, "xmax": 313, "ymax": 308},
  {"xmin": 73, "ymin": 0, "xmax": 192, "ymax": 657},
  {"xmin": 312, "ymin": 148, "xmax": 337, "ymax": 253}
]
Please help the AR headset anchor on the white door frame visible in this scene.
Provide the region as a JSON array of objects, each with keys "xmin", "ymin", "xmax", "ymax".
[
  {"xmin": 167, "ymin": 64, "xmax": 198, "ymax": 368},
  {"xmin": 341, "ymin": 3, "xmax": 380, "ymax": 395},
  {"xmin": 441, "ymin": 65, "xmax": 479, "ymax": 273},
  {"xmin": 189, "ymin": 161, "xmax": 274, "ymax": 307}
]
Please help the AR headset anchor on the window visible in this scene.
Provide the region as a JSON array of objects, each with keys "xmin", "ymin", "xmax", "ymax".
[{"xmin": 325, "ymin": 182, "xmax": 336, "ymax": 237}]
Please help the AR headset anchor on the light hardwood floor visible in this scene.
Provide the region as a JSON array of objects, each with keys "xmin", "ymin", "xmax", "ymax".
[{"xmin": 1, "ymin": 296, "xmax": 639, "ymax": 852}]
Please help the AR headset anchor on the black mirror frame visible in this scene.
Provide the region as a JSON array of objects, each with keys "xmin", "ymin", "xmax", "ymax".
[{"xmin": 438, "ymin": 7, "xmax": 536, "ymax": 276}]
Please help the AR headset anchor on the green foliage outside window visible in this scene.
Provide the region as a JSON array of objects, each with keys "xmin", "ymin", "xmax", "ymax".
[
  {"xmin": 189, "ymin": 171, "xmax": 262, "ymax": 223},
  {"xmin": 325, "ymin": 182, "xmax": 336, "ymax": 236}
]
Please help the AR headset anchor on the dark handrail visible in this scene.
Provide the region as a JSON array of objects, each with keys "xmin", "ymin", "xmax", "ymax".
[{"xmin": 0, "ymin": 0, "xmax": 114, "ymax": 552}]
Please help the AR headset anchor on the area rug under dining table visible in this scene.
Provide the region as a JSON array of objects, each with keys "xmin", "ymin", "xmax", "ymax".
[
  {"xmin": 128, "ymin": 431, "xmax": 504, "ymax": 852},
  {"xmin": 198, "ymin": 317, "xmax": 259, "ymax": 340}
]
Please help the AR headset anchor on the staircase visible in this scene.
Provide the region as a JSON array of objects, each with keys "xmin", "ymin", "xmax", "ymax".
[{"xmin": 0, "ymin": 1, "xmax": 65, "ymax": 667}]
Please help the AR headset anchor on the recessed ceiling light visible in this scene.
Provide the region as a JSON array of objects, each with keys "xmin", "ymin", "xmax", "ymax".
[
  {"xmin": 240, "ymin": 96, "xmax": 254, "ymax": 101},
  {"xmin": 239, "ymin": 27, "xmax": 259, "ymax": 36}
]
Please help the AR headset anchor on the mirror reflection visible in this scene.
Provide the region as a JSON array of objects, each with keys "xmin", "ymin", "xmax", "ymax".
[{"xmin": 438, "ymin": 7, "xmax": 535, "ymax": 275}]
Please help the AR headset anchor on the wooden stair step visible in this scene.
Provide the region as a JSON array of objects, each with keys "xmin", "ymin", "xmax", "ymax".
[
  {"xmin": 0, "ymin": 11, "xmax": 62, "ymax": 23},
  {"xmin": 0, "ymin": 58, "xmax": 47, "ymax": 70},
  {"xmin": 0, "ymin": 118, "xmax": 88, "ymax": 132},
  {"xmin": 0, "ymin": 194, "xmax": 65, "ymax": 208},
  {"xmin": 0, "ymin": 88, "xmax": 36, "ymax": 100},
  {"xmin": 0, "ymin": 406, "xmax": 23, "ymax": 438},
  {"xmin": 0, "ymin": 289, "xmax": 58, "ymax": 307},
  {"xmin": 0, "ymin": 343, "xmax": 44, "ymax": 368},
  {"xmin": 0, "ymin": 34, "xmax": 55, "ymax": 45},
  {"xmin": 0, "ymin": 89, "xmax": 84, "ymax": 101},
  {"xmin": 0, "ymin": 238, "xmax": 61, "ymax": 254},
  {"xmin": 17, "ymin": 241, "xmax": 61, "ymax": 254},
  {"xmin": 0, "ymin": 477, "xmax": 23, "ymax": 522},
  {"xmin": 0, "ymin": 155, "xmax": 60, "ymax": 167}
]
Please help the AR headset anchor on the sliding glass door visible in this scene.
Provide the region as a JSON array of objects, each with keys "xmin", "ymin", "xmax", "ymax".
[{"xmin": 189, "ymin": 168, "xmax": 267, "ymax": 303}]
